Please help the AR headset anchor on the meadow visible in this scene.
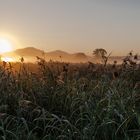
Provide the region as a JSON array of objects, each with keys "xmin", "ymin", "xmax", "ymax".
[{"xmin": 0, "ymin": 53, "xmax": 139, "ymax": 140}]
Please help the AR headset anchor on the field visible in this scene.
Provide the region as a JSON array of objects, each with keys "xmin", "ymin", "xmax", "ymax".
[{"xmin": 0, "ymin": 54, "xmax": 140, "ymax": 140}]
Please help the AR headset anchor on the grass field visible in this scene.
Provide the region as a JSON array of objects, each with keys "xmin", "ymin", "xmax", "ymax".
[{"xmin": 0, "ymin": 54, "xmax": 140, "ymax": 140}]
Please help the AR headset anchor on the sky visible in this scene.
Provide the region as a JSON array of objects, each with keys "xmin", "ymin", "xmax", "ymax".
[{"xmin": 0, "ymin": 0, "xmax": 140, "ymax": 56}]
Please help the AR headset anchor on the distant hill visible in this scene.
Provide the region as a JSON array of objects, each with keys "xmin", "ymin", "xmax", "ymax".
[
  {"xmin": 3, "ymin": 47, "xmax": 44, "ymax": 57},
  {"xmin": 2, "ymin": 47, "xmax": 92, "ymax": 62},
  {"xmin": 2, "ymin": 47, "xmax": 125, "ymax": 63},
  {"xmin": 14, "ymin": 47, "xmax": 44, "ymax": 57}
]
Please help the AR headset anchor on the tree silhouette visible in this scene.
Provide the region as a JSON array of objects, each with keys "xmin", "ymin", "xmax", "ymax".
[{"xmin": 93, "ymin": 48, "xmax": 111, "ymax": 67}]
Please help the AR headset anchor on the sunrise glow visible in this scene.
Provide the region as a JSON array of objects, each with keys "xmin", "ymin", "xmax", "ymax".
[
  {"xmin": 0, "ymin": 38, "xmax": 13, "ymax": 54},
  {"xmin": 1, "ymin": 57, "xmax": 14, "ymax": 62}
]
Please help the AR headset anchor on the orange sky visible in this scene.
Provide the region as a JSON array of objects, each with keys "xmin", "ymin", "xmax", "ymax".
[{"xmin": 0, "ymin": 0, "xmax": 140, "ymax": 56}]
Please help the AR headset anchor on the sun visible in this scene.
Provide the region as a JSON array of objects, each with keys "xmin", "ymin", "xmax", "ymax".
[
  {"xmin": 1, "ymin": 57, "xmax": 14, "ymax": 62},
  {"xmin": 0, "ymin": 38, "xmax": 13, "ymax": 54}
]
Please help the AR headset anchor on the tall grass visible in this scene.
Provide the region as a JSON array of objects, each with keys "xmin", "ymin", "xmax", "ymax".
[{"xmin": 0, "ymin": 54, "xmax": 139, "ymax": 140}]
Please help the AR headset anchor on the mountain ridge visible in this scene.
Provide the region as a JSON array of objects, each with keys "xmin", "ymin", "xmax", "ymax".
[
  {"xmin": 2, "ymin": 47, "xmax": 92, "ymax": 62},
  {"xmin": 2, "ymin": 47, "xmax": 124, "ymax": 63}
]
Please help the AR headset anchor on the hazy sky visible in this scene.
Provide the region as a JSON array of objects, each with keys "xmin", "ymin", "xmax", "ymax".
[{"xmin": 0, "ymin": 0, "xmax": 140, "ymax": 55}]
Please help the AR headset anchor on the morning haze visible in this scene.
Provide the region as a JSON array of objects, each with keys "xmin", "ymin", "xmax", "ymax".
[
  {"xmin": 0, "ymin": 0, "xmax": 140, "ymax": 55},
  {"xmin": 0, "ymin": 1, "xmax": 140, "ymax": 139}
]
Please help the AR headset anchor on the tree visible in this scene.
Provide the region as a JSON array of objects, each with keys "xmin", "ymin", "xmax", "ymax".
[{"xmin": 93, "ymin": 48, "xmax": 111, "ymax": 67}]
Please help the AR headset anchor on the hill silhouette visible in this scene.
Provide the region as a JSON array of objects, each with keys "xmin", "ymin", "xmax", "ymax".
[
  {"xmin": 2, "ymin": 47, "xmax": 92, "ymax": 62},
  {"xmin": 2, "ymin": 47, "xmax": 125, "ymax": 63}
]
